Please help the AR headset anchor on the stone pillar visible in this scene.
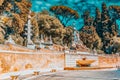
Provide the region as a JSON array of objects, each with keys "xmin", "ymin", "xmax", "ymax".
[{"xmin": 26, "ymin": 11, "xmax": 35, "ymax": 49}]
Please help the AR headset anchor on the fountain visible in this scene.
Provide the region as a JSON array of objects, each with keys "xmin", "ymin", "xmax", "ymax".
[
  {"xmin": 70, "ymin": 27, "xmax": 86, "ymax": 52},
  {"xmin": 76, "ymin": 57, "xmax": 95, "ymax": 67},
  {"xmin": 26, "ymin": 11, "xmax": 35, "ymax": 49}
]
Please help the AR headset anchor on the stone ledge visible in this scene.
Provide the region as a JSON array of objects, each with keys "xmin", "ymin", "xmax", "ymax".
[{"xmin": 64, "ymin": 67, "xmax": 114, "ymax": 70}]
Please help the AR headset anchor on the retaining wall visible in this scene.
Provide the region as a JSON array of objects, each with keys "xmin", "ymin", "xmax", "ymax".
[
  {"xmin": 0, "ymin": 52, "xmax": 64, "ymax": 74},
  {"xmin": 98, "ymin": 55, "xmax": 120, "ymax": 67},
  {"xmin": 0, "ymin": 52, "xmax": 120, "ymax": 74},
  {"xmin": 65, "ymin": 53, "xmax": 120, "ymax": 68}
]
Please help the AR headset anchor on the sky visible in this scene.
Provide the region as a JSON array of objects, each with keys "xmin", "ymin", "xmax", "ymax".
[{"xmin": 31, "ymin": 0, "xmax": 120, "ymax": 30}]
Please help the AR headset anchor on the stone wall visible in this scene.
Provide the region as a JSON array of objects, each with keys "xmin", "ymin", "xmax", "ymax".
[
  {"xmin": 98, "ymin": 55, "xmax": 120, "ymax": 67},
  {"xmin": 0, "ymin": 52, "xmax": 64, "ymax": 74},
  {"xmin": 65, "ymin": 53, "xmax": 120, "ymax": 68},
  {"xmin": 0, "ymin": 52, "xmax": 120, "ymax": 74}
]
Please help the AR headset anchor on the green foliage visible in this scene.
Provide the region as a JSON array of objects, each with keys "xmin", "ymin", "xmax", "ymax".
[
  {"xmin": 82, "ymin": 10, "xmax": 94, "ymax": 26},
  {"xmin": 80, "ymin": 2, "xmax": 119, "ymax": 54},
  {"xmin": 109, "ymin": 5, "xmax": 120, "ymax": 20},
  {"xmin": 50, "ymin": 5, "xmax": 79, "ymax": 27}
]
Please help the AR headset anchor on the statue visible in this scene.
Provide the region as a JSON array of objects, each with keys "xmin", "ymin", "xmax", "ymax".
[
  {"xmin": 39, "ymin": 34, "xmax": 53, "ymax": 50},
  {"xmin": 40, "ymin": 34, "xmax": 45, "ymax": 48},
  {"xmin": 5, "ymin": 35, "xmax": 15, "ymax": 44},
  {"xmin": 49, "ymin": 35, "xmax": 53, "ymax": 50}
]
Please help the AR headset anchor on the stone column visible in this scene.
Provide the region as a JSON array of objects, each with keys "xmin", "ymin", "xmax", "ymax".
[{"xmin": 26, "ymin": 11, "xmax": 35, "ymax": 49}]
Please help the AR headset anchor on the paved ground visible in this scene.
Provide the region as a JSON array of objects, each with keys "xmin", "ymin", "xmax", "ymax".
[{"xmin": 27, "ymin": 70, "xmax": 120, "ymax": 80}]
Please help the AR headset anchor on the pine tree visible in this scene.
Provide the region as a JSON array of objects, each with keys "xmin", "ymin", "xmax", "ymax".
[
  {"xmin": 100, "ymin": 2, "xmax": 118, "ymax": 54},
  {"xmin": 83, "ymin": 10, "xmax": 93, "ymax": 26},
  {"xmin": 101, "ymin": 2, "xmax": 110, "ymax": 34},
  {"xmin": 94, "ymin": 8, "xmax": 102, "ymax": 37}
]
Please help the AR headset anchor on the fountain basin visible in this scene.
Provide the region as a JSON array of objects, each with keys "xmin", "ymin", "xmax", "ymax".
[{"xmin": 76, "ymin": 59, "xmax": 95, "ymax": 67}]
